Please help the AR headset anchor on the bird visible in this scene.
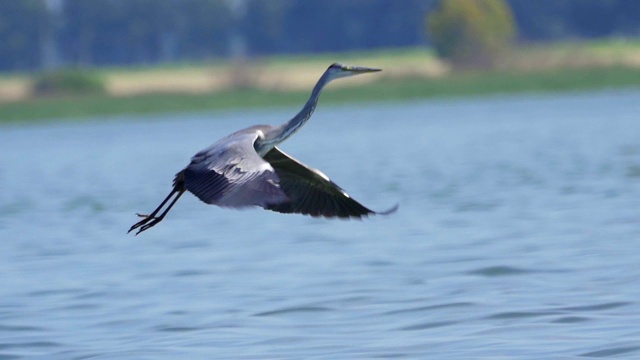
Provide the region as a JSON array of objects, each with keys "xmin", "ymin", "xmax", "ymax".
[{"xmin": 129, "ymin": 63, "xmax": 397, "ymax": 235}]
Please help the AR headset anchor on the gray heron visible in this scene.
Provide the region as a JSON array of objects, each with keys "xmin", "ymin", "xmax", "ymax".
[{"xmin": 129, "ymin": 63, "xmax": 397, "ymax": 235}]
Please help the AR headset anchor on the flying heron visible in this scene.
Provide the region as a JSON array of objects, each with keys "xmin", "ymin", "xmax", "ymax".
[{"xmin": 129, "ymin": 63, "xmax": 397, "ymax": 235}]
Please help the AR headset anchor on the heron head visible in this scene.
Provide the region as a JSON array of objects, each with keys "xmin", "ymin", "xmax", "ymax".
[{"xmin": 325, "ymin": 62, "xmax": 381, "ymax": 80}]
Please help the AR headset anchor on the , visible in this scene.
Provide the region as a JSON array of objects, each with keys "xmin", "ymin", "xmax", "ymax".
[{"xmin": 129, "ymin": 63, "xmax": 398, "ymax": 235}]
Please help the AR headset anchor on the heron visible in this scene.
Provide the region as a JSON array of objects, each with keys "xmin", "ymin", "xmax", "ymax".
[{"xmin": 129, "ymin": 63, "xmax": 397, "ymax": 235}]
